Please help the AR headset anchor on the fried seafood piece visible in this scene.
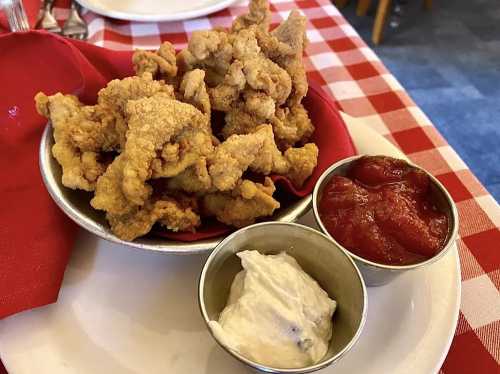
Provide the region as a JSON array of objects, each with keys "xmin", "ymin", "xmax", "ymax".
[
  {"xmin": 212, "ymin": 124, "xmax": 317, "ymax": 188},
  {"xmin": 132, "ymin": 41, "xmax": 178, "ymax": 78},
  {"xmin": 152, "ymin": 71, "xmax": 214, "ymax": 179},
  {"xmin": 97, "ymin": 73, "xmax": 175, "ymax": 116},
  {"xmin": 254, "ymin": 10, "xmax": 308, "ymax": 105},
  {"xmin": 242, "ymin": 56, "xmax": 291, "ymax": 106},
  {"xmin": 271, "ymin": 103, "xmax": 314, "ymax": 149},
  {"xmin": 222, "ymin": 102, "xmax": 314, "ymax": 149},
  {"xmin": 73, "ymin": 105, "xmax": 127, "ymax": 152},
  {"xmin": 284, "ymin": 143, "xmax": 319, "ymax": 188},
  {"xmin": 209, "ymin": 55, "xmax": 291, "ymax": 137},
  {"xmin": 243, "ymin": 91, "xmax": 276, "ymax": 120},
  {"xmin": 203, "ymin": 177, "xmax": 279, "ymax": 227},
  {"xmin": 107, "ymin": 197, "xmax": 201, "ymax": 241},
  {"xmin": 166, "ymin": 157, "xmax": 212, "ymax": 193},
  {"xmin": 35, "ymin": 92, "xmax": 107, "ymax": 191},
  {"xmin": 221, "ymin": 104, "xmax": 263, "ymax": 139},
  {"xmin": 208, "ymin": 128, "xmax": 265, "ymax": 191},
  {"xmin": 208, "ymin": 61, "xmax": 246, "ymax": 112},
  {"xmin": 151, "ymin": 127, "xmax": 214, "ymax": 178},
  {"xmin": 122, "ymin": 93, "xmax": 207, "ymax": 205},
  {"xmin": 96, "ymin": 73, "xmax": 175, "ymax": 150},
  {"xmin": 269, "ymin": 10, "xmax": 308, "ymax": 105},
  {"xmin": 209, "ymin": 124, "xmax": 292, "ymax": 191},
  {"xmin": 230, "ymin": 26, "xmax": 261, "ymax": 60},
  {"xmin": 179, "ymin": 69, "xmax": 211, "ymax": 117},
  {"xmin": 247, "ymin": 124, "xmax": 289, "ymax": 175},
  {"xmin": 90, "ymin": 154, "xmax": 134, "ymax": 216},
  {"xmin": 231, "ymin": 0, "xmax": 270, "ymax": 32},
  {"xmin": 177, "ymin": 30, "xmax": 233, "ymax": 85}
]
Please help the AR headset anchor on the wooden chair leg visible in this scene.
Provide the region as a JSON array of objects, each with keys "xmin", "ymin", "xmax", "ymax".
[
  {"xmin": 423, "ymin": 0, "xmax": 432, "ymax": 11},
  {"xmin": 334, "ymin": 0, "xmax": 350, "ymax": 9},
  {"xmin": 372, "ymin": 0, "xmax": 392, "ymax": 45},
  {"xmin": 356, "ymin": 0, "xmax": 372, "ymax": 16}
]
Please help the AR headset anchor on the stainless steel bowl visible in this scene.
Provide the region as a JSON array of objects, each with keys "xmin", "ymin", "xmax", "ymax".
[
  {"xmin": 312, "ymin": 155, "xmax": 459, "ymax": 286},
  {"xmin": 39, "ymin": 124, "xmax": 311, "ymax": 254},
  {"xmin": 199, "ymin": 222, "xmax": 367, "ymax": 373}
]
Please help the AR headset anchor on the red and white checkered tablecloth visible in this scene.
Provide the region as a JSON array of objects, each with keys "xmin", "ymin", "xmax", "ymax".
[{"xmin": 21, "ymin": 0, "xmax": 500, "ymax": 372}]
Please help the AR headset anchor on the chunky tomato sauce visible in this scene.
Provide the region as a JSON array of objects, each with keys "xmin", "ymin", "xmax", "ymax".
[{"xmin": 319, "ymin": 156, "xmax": 448, "ymax": 265}]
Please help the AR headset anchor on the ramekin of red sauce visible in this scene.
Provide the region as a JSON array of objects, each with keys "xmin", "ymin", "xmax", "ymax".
[{"xmin": 313, "ymin": 155, "xmax": 458, "ymax": 285}]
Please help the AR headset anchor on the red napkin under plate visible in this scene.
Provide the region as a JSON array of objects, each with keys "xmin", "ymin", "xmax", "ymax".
[{"xmin": 0, "ymin": 30, "xmax": 355, "ymax": 321}]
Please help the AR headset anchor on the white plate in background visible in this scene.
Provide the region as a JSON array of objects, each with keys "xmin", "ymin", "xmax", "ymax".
[{"xmin": 76, "ymin": 0, "xmax": 239, "ymax": 22}]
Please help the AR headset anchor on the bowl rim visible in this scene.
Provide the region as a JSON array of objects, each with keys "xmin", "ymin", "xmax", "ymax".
[
  {"xmin": 312, "ymin": 154, "xmax": 459, "ymax": 271},
  {"xmin": 39, "ymin": 123, "xmax": 312, "ymax": 254},
  {"xmin": 198, "ymin": 221, "xmax": 368, "ymax": 374}
]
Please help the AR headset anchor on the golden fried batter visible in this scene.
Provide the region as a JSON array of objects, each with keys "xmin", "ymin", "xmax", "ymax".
[
  {"xmin": 243, "ymin": 56, "xmax": 291, "ymax": 106},
  {"xmin": 271, "ymin": 103, "xmax": 314, "ymax": 149},
  {"xmin": 35, "ymin": 92, "xmax": 106, "ymax": 191},
  {"xmin": 167, "ymin": 158, "xmax": 212, "ymax": 193},
  {"xmin": 203, "ymin": 177, "xmax": 279, "ymax": 227},
  {"xmin": 90, "ymin": 154, "xmax": 133, "ymax": 216},
  {"xmin": 107, "ymin": 198, "xmax": 200, "ymax": 241},
  {"xmin": 208, "ymin": 128, "xmax": 265, "ymax": 191},
  {"xmin": 179, "ymin": 69, "xmax": 211, "ymax": 117},
  {"xmin": 208, "ymin": 61, "xmax": 246, "ymax": 111},
  {"xmin": 232, "ymin": 0, "xmax": 270, "ymax": 32},
  {"xmin": 122, "ymin": 92, "xmax": 207, "ymax": 205},
  {"xmin": 209, "ymin": 124, "xmax": 314, "ymax": 190},
  {"xmin": 133, "ymin": 41, "xmax": 178, "ymax": 78},
  {"xmin": 284, "ymin": 143, "xmax": 319, "ymax": 188},
  {"xmin": 269, "ymin": 10, "xmax": 308, "ymax": 105},
  {"xmin": 177, "ymin": 30, "xmax": 233, "ymax": 85}
]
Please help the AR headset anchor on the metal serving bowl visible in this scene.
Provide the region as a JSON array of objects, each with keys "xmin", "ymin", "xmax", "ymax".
[
  {"xmin": 39, "ymin": 124, "xmax": 311, "ymax": 254},
  {"xmin": 312, "ymin": 155, "xmax": 459, "ymax": 286},
  {"xmin": 199, "ymin": 222, "xmax": 367, "ymax": 374}
]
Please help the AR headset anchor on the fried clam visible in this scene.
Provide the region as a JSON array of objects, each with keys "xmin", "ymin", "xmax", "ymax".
[
  {"xmin": 107, "ymin": 197, "xmax": 201, "ymax": 241},
  {"xmin": 203, "ymin": 177, "xmax": 280, "ymax": 227},
  {"xmin": 35, "ymin": 92, "xmax": 108, "ymax": 191}
]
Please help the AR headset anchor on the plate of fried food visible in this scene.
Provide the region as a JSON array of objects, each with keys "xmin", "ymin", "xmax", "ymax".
[
  {"xmin": 37, "ymin": 0, "xmax": 355, "ymax": 253},
  {"xmin": 0, "ymin": 1, "xmax": 461, "ymax": 373}
]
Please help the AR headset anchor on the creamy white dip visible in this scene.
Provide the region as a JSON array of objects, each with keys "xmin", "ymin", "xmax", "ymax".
[{"xmin": 209, "ymin": 250, "xmax": 337, "ymax": 369}]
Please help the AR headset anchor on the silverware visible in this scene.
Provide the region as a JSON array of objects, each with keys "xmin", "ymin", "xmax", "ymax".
[
  {"xmin": 1, "ymin": 0, "xmax": 29, "ymax": 32},
  {"xmin": 62, "ymin": 0, "xmax": 87, "ymax": 40},
  {"xmin": 312, "ymin": 155, "xmax": 459, "ymax": 286},
  {"xmin": 35, "ymin": 0, "xmax": 60, "ymax": 34},
  {"xmin": 199, "ymin": 222, "xmax": 367, "ymax": 373},
  {"xmin": 38, "ymin": 124, "xmax": 312, "ymax": 254}
]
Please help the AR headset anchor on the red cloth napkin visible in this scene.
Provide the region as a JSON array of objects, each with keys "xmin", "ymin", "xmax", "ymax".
[{"xmin": 0, "ymin": 30, "xmax": 355, "ymax": 321}]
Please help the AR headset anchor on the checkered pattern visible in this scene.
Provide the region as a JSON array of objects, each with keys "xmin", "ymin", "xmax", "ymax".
[{"xmin": 43, "ymin": 0, "xmax": 500, "ymax": 372}]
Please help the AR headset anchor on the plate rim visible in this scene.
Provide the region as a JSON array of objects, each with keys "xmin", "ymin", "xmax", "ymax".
[
  {"xmin": 342, "ymin": 112, "xmax": 461, "ymax": 373},
  {"xmin": 76, "ymin": 0, "xmax": 240, "ymax": 22}
]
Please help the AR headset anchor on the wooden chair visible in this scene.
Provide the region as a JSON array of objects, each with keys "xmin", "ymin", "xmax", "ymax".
[{"xmin": 334, "ymin": 0, "xmax": 433, "ymax": 45}]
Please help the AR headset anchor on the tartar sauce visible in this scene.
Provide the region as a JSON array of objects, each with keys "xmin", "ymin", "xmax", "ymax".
[{"xmin": 209, "ymin": 250, "xmax": 337, "ymax": 368}]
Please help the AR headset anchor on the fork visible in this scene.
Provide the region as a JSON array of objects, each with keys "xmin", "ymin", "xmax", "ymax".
[
  {"xmin": 0, "ymin": 0, "xmax": 29, "ymax": 32},
  {"xmin": 62, "ymin": 0, "xmax": 87, "ymax": 40},
  {"xmin": 35, "ymin": 0, "xmax": 61, "ymax": 34}
]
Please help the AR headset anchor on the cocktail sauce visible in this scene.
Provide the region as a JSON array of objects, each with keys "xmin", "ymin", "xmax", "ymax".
[{"xmin": 319, "ymin": 156, "xmax": 448, "ymax": 265}]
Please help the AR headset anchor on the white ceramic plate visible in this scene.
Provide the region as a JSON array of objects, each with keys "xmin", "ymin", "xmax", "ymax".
[
  {"xmin": 76, "ymin": 0, "xmax": 239, "ymax": 22},
  {"xmin": 0, "ymin": 114, "xmax": 461, "ymax": 374}
]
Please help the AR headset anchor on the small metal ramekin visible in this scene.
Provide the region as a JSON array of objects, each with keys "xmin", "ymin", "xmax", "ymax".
[
  {"xmin": 199, "ymin": 222, "xmax": 367, "ymax": 373},
  {"xmin": 312, "ymin": 155, "xmax": 459, "ymax": 286}
]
